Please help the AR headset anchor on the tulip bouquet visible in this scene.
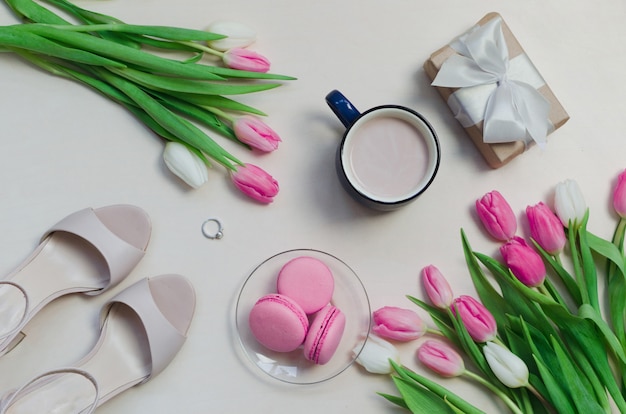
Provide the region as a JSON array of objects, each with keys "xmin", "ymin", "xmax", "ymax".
[
  {"xmin": 1, "ymin": 0, "xmax": 293, "ymax": 203},
  {"xmin": 356, "ymin": 170, "xmax": 626, "ymax": 413}
]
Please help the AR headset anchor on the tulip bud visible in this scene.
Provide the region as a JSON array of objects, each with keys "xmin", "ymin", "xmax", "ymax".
[
  {"xmin": 223, "ymin": 48, "xmax": 270, "ymax": 73},
  {"xmin": 353, "ymin": 335, "xmax": 399, "ymax": 374},
  {"xmin": 421, "ymin": 265, "xmax": 454, "ymax": 309},
  {"xmin": 452, "ymin": 295, "xmax": 497, "ymax": 343},
  {"xmin": 613, "ymin": 169, "xmax": 626, "ymax": 218},
  {"xmin": 206, "ymin": 21, "xmax": 256, "ymax": 51},
  {"xmin": 230, "ymin": 163, "xmax": 279, "ymax": 204},
  {"xmin": 371, "ymin": 306, "xmax": 426, "ymax": 342},
  {"xmin": 233, "ymin": 116, "xmax": 281, "ymax": 152},
  {"xmin": 554, "ymin": 179, "xmax": 586, "ymax": 228},
  {"xmin": 483, "ymin": 341, "xmax": 529, "ymax": 388},
  {"xmin": 417, "ymin": 339, "xmax": 465, "ymax": 378},
  {"xmin": 526, "ymin": 202, "xmax": 566, "ymax": 255},
  {"xmin": 163, "ymin": 141, "xmax": 208, "ymax": 189},
  {"xmin": 476, "ymin": 191, "xmax": 517, "ymax": 241},
  {"xmin": 500, "ymin": 237, "xmax": 546, "ymax": 287}
]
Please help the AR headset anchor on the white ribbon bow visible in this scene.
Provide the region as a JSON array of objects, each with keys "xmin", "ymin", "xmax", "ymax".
[{"xmin": 432, "ymin": 17, "xmax": 551, "ymax": 146}]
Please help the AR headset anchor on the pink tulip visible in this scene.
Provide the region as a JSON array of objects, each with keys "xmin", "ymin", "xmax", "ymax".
[
  {"xmin": 452, "ymin": 295, "xmax": 497, "ymax": 343},
  {"xmin": 500, "ymin": 236, "xmax": 546, "ymax": 287},
  {"xmin": 613, "ymin": 169, "xmax": 626, "ymax": 218},
  {"xmin": 526, "ymin": 202, "xmax": 566, "ymax": 255},
  {"xmin": 230, "ymin": 163, "xmax": 279, "ymax": 203},
  {"xmin": 421, "ymin": 265, "xmax": 453, "ymax": 309},
  {"xmin": 476, "ymin": 190, "xmax": 517, "ymax": 241},
  {"xmin": 372, "ymin": 306, "xmax": 426, "ymax": 342},
  {"xmin": 222, "ymin": 48, "xmax": 270, "ymax": 72},
  {"xmin": 417, "ymin": 339, "xmax": 465, "ymax": 377},
  {"xmin": 233, "ymin": 116, "xmax": 281, "ymax": 152}
]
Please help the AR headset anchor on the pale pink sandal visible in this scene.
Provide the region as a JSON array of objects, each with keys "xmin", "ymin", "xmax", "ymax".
[
  {"xmin": 0, "ymin": 205, "xmax": 152, "ymax": 356},
  {"xmin": 0, "ymin": 274, "xmax": 196, "ymax": 413}
]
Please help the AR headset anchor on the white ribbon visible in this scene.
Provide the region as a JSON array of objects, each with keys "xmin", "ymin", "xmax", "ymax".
[{"xmin": 432, "ymin": 17, "xmax": 551, "ymax": 146}]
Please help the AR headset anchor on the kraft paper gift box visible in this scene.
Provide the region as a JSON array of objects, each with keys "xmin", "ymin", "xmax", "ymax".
[{"xmin": 424, "ymin": 12, "xmax": 569, "ymax": 168}]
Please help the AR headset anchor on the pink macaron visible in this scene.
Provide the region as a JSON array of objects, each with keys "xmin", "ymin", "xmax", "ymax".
[
  {"xmin": 303, "ymin": 305, "xmax": 346, "ymax": 365},
  {"xmin": 248, "ymin": 294, "xmax": 309, "ymax": 353},
  {"xmin": 277, "ymin": 256, "xmax": 334, "ymax": 314}
]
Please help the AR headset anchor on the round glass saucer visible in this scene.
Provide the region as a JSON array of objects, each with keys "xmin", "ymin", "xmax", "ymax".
[{"xmin": 235, "ymin": 249, "xmax": 371, "ymax": 384}]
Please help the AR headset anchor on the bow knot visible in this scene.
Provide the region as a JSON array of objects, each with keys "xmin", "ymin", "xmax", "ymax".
[
  {"xmin": 497, "ymin": 72, "xmax": 508, "ymax": 86},
  {"xmin": 432, "ymin": 17, "xmax": 551, "ymax": 147}
]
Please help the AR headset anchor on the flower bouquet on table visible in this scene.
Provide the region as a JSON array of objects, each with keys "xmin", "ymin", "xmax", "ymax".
[
  {"xmin": 355, "ymin": 170, "xmax": 626, "ymax": 413},
  {"xmin": 0, "ymin": 0, "xmax": 293, "ymax": 203}
]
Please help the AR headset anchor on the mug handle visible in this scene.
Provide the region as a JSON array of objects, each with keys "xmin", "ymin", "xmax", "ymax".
[{"xmin": 325, "ymin": 90, "xmax": 361, "ymax": 128}]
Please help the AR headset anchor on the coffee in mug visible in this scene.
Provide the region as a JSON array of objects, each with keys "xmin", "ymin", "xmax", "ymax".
[{"xmin": 326, "ymin": 90, "xmax": 440, "ymax": 211}]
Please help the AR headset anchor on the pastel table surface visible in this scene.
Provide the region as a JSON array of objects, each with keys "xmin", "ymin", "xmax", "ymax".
[{"xmin": 0, "ymin": 0, "xmax": 624, "ymax": 413}]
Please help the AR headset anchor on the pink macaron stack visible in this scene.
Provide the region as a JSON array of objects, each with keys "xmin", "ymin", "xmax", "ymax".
[{"xmin": 248, "ymin": 256, "xmax": 346, "ymax": 365}]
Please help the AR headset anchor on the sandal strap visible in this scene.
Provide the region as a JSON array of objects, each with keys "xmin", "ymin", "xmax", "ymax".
[
  {"xmin": 105, "ymin": 277, "xmax": 188, "ymax": 382},
  {"xmin": 0, "ymin": 281, "xmax": 29, "ymax": 342},
  {"xmin": 0, "ymin": 368, "xmax": 100, "ymax": 414},
  {"xmin": 42, "ymin": 208, "xmax": 146, "ymax": 294}
]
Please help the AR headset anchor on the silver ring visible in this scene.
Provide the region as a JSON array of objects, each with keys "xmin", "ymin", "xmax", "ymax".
[{"xmin": 201, "ymin": 218, "xmax": 224, "ymax": 240}]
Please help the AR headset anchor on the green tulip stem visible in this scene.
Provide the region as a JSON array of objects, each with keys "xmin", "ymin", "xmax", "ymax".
[
  {"xmin": 611, "ymin": 217, "xmax": 626, "ymax": 258},
  {"xmin": 205, "ymin": 106, "xmax": 235, "ymax": 123},
  {"xmin": 492, "ymin": 337, "xmax": 507, "ymax": 348},
  {"xmin": 537, "ymin": 283, "xmax": 551, "ymax": 298},
  {"xmin": 553, "ymin": 253, "xmax": 563, "ymax": 267},
  {"xmin": 463, "ymin": 370, "xmax": 524, "ymax": 414},
  {"xmin": 526, "ymin": 384, "xmax": 557, "ymax": 414},
  {"xmin": 178, "ymin": 40, "xmax": 225, "ymax": 58},
  {"xmin": 425, "ymin": 327, "xmax": 446, "ymax": 337}
]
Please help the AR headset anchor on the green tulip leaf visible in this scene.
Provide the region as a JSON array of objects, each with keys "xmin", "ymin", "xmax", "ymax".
[
  {"xmin": 608, "ymin": 275, "xmax": 626, "ymax": 348},
  {"xmin": 529, "ymin": 239, "xmax": 582, "ymax": 306},
  {"xmin": 587, "ymin": 230, "xmax": 626, "ymax": 280},
  {"xmin": 377, "ymin": 392, "xmax": 408, "ymax": 410},
  {"xmin": 405, "ymin": 295, "xmax": 449, "ymax": 328},
  {"xmin": 461, "ymin": 230, "xmax": 513, "ymax": 330},
  {"xmin": 0, "ymin": 26, "xmax": 126, "ymax": 68},
  {"xmin": 550, "ymin": 337, "xmax": 606, "ymax": 413},
  {"xmin": 110, "ymin": 66, "xmax": 280, "ymax": 96},
  {"xmin": 172, "ymin": 93, "xmax": 268, "ymax": 115},
  {"xmin": 578, "ymin": 217, "xmax": 600, "ymax": 312},
  {"xmin": 533, "ymin": 356, "xmax": 577, "ymax": 414},
  {"xmin": 577, "ymin": 304, "xmax": 626, "ymax": 364},
  {"xmin": 391, "ymin": 377, "xmax": 456, "ymax": 414},
  {"xmin": 41, "ymin": 23, "xmax": 226, "ymax": 41},
  {"xmin": 473, "ymin": 252, "xmax": 561, "ymax": 341},
  {"xmin": 152, "ymin": 93, "xmax": 239, "ymax": 142},
  {"xmin": 390, "ymin": 361, "xmax": 486, "ymax": 414}
]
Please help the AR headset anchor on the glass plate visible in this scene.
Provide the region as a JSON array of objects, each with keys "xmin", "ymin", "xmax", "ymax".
[{"xmin": 235, "ymin": 249, "xmax": 371, "ymax": 384}]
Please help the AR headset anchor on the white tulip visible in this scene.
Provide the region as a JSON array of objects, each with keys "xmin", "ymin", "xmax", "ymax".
[
  {"xmin": 483, "ymin": 341, "xmax": 529, "ymax": 388},
  {"xmin": 206, "ymin": 21, "xmax": 256, "ymax": 51},
  {"xmin": 163, "ymin": 141, "xmax": 208, "ymax": 189},
  {"xmin": 352, "ymin": 334, "xmax": 399, "ymax": 374},
  {"xmin": 554, "ymin": 179, "xmax": 587, "ymax": 228}
]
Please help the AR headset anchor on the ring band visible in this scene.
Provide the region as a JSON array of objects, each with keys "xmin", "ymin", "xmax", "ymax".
[{"xmin": 201, "ymin": 218, "xmax": 224, "ymax": 240}]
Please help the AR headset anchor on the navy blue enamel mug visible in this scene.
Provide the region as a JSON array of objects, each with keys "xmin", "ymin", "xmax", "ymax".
[{"xmin": 326, "ymin": 90, "xmax": 441, "ymax": 211}]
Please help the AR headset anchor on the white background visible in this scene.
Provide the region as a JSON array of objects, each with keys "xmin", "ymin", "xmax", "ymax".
[{"xmin": 0, "ymin": 0, "xmax": 625, "ymax": 413}]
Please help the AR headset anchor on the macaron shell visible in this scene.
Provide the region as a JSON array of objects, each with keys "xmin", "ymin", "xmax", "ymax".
[
  {"xmin": 277, "ymin": 256, "xmax": 334, "ymax": 314},
  {"xmin": 249, "ymin": 294, "xmax": 309, "ymax": 352},
  {"xmin": 303, "ymin": 305, "xmax": 346, "ymax": 365}
]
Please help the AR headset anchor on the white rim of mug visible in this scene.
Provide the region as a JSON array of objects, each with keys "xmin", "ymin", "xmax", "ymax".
[{"xmin": 340, "ymin": 105, "xmax": 440, "ymax": 205}]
